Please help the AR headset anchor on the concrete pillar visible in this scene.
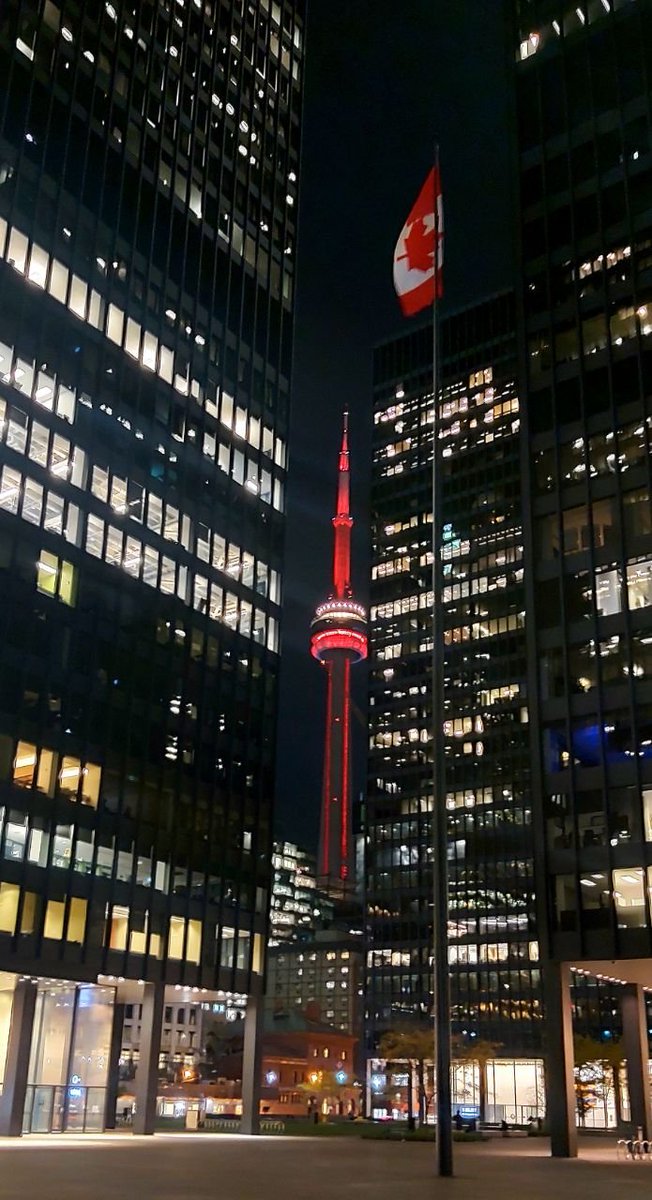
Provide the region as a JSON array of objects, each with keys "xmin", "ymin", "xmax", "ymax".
[
  {"xmin": 240, "ymin": 985, "xmax": 263, "ymax": 1135},
  {"xmin": 132, "ymin": 983, "xmax": 164, "ymax": 1135},
  {"xmin": 544, "ymin": 961, "xmax": 577, "ymax": 1157},
  {"xmin": 621, "ymin": 984, "xmax": 652, "ymax": 1139},
  {"xmin": 104, "ymin": 1001, "xmax": 125, "ymax": 1130},
  {"xmin": 0, "ymin": 978, "xmax": 37, "ymax": 1137}
]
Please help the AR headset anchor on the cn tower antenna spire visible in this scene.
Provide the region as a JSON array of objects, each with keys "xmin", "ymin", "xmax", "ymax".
[
  {"xmin": 310, "ymin": 412, "xmax": 368, "ymax": 895},
  {"xmin": 336, "ymin": 409, "xmax": 350, "ymax": 519},
  {"xmin": 332, "ymin": 410, "xmax": 353, "ymax": 600}
]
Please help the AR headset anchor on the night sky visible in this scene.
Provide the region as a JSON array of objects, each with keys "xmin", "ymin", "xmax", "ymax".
[{"xmin": 274, "ymin": 1, "xmax": 514, "ymax": 850}]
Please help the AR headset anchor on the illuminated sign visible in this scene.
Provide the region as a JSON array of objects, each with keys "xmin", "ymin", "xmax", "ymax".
[{"xmin": 458, "ymin": 1105, "xmax": 479, "ymax": 1119}]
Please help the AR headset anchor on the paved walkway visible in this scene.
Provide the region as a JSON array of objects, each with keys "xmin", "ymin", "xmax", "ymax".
[{"xmin": 0, "ymin": 1131, "xmax": 647, "ymax": 1199}]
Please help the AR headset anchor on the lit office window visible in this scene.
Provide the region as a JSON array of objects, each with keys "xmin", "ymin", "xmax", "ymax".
[
  {"xmin": 612, "ymin": 868, "xmax": 646, "ymax": 929},
  {"xmin": 0, "ymin": 882, "xmax": 20, "ymax": 933},
  {"xmin": 36, "ymin": 551, "xmax": 77, "ymax": 605}
]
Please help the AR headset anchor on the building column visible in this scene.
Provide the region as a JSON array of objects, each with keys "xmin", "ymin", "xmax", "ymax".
[
  {"xmin": 621, "ymin": 984, "xmax": 652, "ymax": 1140},
  {"xmin": 104, "ymin": 1002, "xmax": 125, "ymax": 1130},
  {"xmin": 544, "ymin": 961, "xmax": 577, "ymax": 1157},
  {"xmin": 0, "ymin": 978, "xmax": 38, "ymax": 1137},
  {"xmin": 240, "ymin": 985, "xmax": 263, "ymax": 1135},
  {"xmin": 132, "ymin": 983, "xmax": 164, "ymax": 1135}
]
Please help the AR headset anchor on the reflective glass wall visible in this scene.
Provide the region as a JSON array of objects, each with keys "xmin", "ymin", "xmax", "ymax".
[
  {"xmin": 23, "ymin": 981, "xmax": 113, "ymax": 1133},
  {"xmin": 513, "ymin": 0, "xmax": 652, "ymax": 961},
  {"xmin": 0, "ymin": 0, "xmax": 304, "ymax": 994},
  {"xmin": 366, "ymin": 296, "xmax": 542, "ymax": 1059}
]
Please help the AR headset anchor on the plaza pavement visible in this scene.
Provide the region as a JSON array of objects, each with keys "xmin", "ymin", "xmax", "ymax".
[{"xmin": 0, "ymin": 1131, "xmax": 648, "ymax": 1200}]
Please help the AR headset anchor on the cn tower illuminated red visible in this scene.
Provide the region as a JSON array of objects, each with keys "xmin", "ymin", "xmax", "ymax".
[{"xmin": 310, "ymin": 411, "xmax": 368, "ymax": 893}]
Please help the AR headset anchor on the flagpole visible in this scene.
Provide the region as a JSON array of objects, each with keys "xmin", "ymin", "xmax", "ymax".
[{"xmin": 430, "ymin": 142, "xmax": 453, "ymax": 1178}]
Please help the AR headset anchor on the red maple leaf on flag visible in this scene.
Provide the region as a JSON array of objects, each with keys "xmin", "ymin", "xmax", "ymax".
[
  {"xmin": 404, "ymin": 217, "xmax": 434, "ymax": 273},
  {"xmin": 393, "ymin": 166, "xmax": 443, "ymax": 316}
]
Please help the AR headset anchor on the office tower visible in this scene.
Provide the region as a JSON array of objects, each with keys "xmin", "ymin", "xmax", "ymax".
[
  {"xmin": 513, "ymin": 0, "xmax": 652, "ymax": 1153},
  {"xmin": 0, "ymin": 0, "xmax": 303, "ymax": 1135},
  {"xmin": 310, "ymin": 413, "xmax": 368, "ymax": 894},
  {"xmin": 366, "ymin": 294, "xmax": 545, "ymax": 1122},
  {"xmin": 269, "ymin": 840, "xmax": 334, "ymax": 944}
]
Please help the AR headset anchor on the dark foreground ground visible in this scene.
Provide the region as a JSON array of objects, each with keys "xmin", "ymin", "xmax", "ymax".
[{"xmin": 0, "ymin": 1131, "xmax": 646, "ymax": 1200}]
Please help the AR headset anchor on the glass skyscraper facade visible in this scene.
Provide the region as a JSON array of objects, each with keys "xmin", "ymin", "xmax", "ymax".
[
  {"xmin": 514, "ymin": 0, "xmax": 652, "ymax": 962},
  {"xmin": 367, "ymin": 1, "xmax": 652, "ymax": 1137},
  {"xmin": 0, "ymin": 0, "xmax": 303, "ymax": 1133},
  {"xmin": 269, "ymin": 840, "xmax": 333, "ymax": 944},
  {"xmin": 513, "ymin": 0, "xmax": 652, "ymax": 1151},
  {"xmin": 366, "ymin": 295, "xmax": 542, "ymax": 1079}
]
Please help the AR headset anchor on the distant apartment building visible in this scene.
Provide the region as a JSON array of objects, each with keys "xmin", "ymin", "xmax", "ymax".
[
  {"xmin": 266, "ymin": 927, "xmax": 363, "ymax": 1039},
  {"xmin": 120, "ymin": 991, "xmax": 247, "ymax": 1081}
]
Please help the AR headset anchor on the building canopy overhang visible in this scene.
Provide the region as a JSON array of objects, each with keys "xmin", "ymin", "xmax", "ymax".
[{"xmin": 571, "ymin": 959, "xmax": 652, "ymax": 988}]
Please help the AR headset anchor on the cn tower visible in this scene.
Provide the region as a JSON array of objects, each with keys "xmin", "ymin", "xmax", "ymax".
[{"xmin": 310, "ymin": 412, "xmax": 368, "ymax": 894}]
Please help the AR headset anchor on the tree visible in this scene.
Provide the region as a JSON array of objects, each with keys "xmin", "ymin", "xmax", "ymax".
[
  {"xmin": 203, "ymin": 1023, "xmax": 243, "ymax": 1076},
  {"xmin": 598, "ymin": 1038, "xmax": 626, "ymax": 1127},
  {"xmin": 379, "ymin": 1028, "xmax": 435, "ymax": 1126},
  {"xmin": 452, "ymin": 1038, "xmax": 503, "ymax": 1123},
  {"xmin": 297, "ymin": 1069, "xmax": 358, "ymax": 1119},
  {"xmin": 119, "ymin": 1054, "xmax": 137, "ymax": 1083},
  {"xmin": 574, "ymin": 1035, "xmax": 625, "ymax": 1127}
]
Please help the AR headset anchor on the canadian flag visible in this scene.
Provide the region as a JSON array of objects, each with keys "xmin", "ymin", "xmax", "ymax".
[{"xmin": 393, "ymin": 166, "xmax": 443, "ymax": 317}]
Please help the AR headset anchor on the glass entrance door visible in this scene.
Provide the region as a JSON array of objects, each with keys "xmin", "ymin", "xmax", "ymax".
[
  {"xmin": 23, "ymin": 982, "xmax": 114, "ymax": 1133},
  {"xmin": 28, "ymin": 1085, "xmax": 53, "ymax": 1133}
]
